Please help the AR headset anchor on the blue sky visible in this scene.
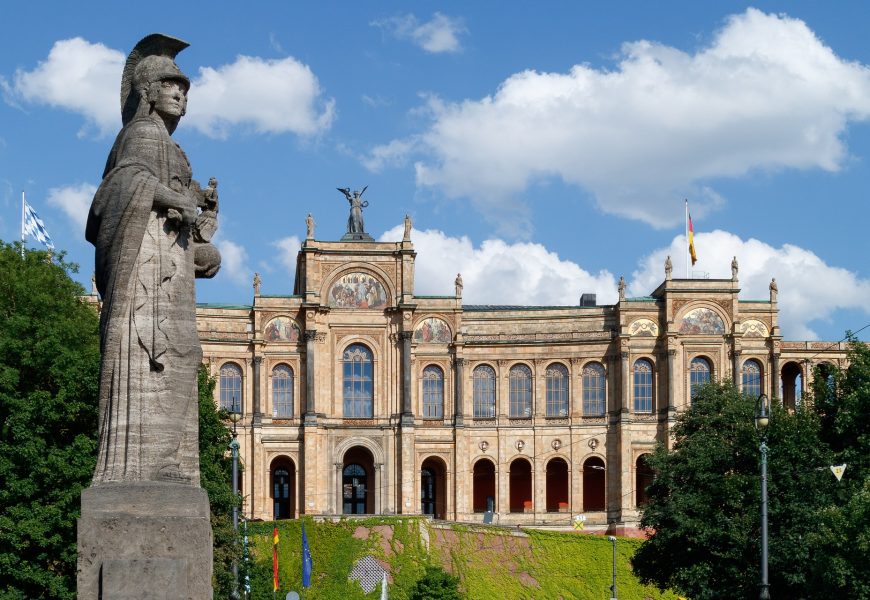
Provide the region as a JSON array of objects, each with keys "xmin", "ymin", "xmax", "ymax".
[{"xmin": 2, "ymin": 1, "xmax": 869, "ymax": 341}]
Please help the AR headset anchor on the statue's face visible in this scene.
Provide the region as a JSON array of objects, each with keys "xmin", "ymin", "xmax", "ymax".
[{"xmin": 152, "ymin": 79, "xmax": 188, "ymax": 119}]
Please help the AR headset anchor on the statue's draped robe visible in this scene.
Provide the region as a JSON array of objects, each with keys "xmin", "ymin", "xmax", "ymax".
[
  {"xmin": 348, "ymin": 198, "xmax": 364, "ymax": 233},
  {"xmin": 86, "ymin": 116, "xmax": 201, "ymax": 485}
]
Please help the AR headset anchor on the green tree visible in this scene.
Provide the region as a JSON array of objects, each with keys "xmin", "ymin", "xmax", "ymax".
[
  {"xmin": 631, "ymin": 381, "xmax": 833, "ymax": 600},
  {"xmin": 197, "ymin": 365, "xmax": 243, "ymax": 598},
  {"xmin": 0, "ymin": 244, "xmax": 100, "ymax": 599},
  {"xmin": 410, "ymin": 565, "xmax": 463, "ymax": 600},
  {"xmin": 804, "ymin": 338, "xmax": 870, "ymax": 599}
]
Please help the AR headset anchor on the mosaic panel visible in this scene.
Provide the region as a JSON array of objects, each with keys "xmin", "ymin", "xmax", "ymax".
[
  {"xmin": 679, "ymin": 307, "xmax": 725, "ymax": 335},
  {"xmin": 328, "ymin": 272, "xmax": 388, "ymax": 309},
  {"xmin": 413, "ymin": 317, "xmax": 452, "ymax": 343},
  {"xmin": 264, "ymin": 316, "xmax": 301, "ymax": 342}
]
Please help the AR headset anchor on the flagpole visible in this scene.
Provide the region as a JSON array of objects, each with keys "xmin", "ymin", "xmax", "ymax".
[
  {"xmin": 20, "ymin": 191, "xmax": 26, "ymax": 258},
  {"xmin": 684, "ymin": 199, "xmax": 689, "ymax": 278}
]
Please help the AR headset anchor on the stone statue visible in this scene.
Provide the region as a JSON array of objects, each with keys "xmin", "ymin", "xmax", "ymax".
[
  {"xmin": 455, "ymin": 273, "xmax": 463, "ymax": 297},
  {"xmin": 91, "ymin": 272, "xmax": 98, "ymax": 296},
  {"xmin": 618, "ymin": 276, "xmax": 626, "ymax": 301},
  {"xmin": 770, "ymin": 278, "xmax": 778, "ymax": 302},
  {"xmin": 403, "ymin": 214, "xmax": 412, "ymax": 241},
  {"xmin": 665, "ymin": 255, "xmax": 672, "ymax": 280},
  {"xmin": 86, "ymin": 33, "xmax": 220, "ymax": 486},
  {"xmin": 731, "ymin": 256, "xmax": 739, "ymax": 280},
  {"xmin": 306, "ymin": 213, "xmax": 315, "ymax": 239},
  {"xmin": 253, "ymin": 272, "xmax": 261, "ymax": 296},
  {"xmin": 337, "ymin": 186, "xmax": 368, "ymax": 234},
  {"xmin": 81, "ymin": 33, "xmax": 215, "ymax": 599}
]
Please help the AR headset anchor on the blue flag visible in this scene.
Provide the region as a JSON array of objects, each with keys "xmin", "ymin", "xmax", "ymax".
[{"xmin": 302, "ymin": 522, "xmax": 313, "ymax": 589}]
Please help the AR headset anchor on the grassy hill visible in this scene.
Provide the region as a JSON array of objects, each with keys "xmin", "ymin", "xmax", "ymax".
[{"xmin": 244, "ymin": 517, "xmax": 678, "ymax": 600}]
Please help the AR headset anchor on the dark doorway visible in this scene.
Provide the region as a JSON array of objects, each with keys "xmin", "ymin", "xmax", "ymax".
[
  {"xmin": 342, "ymin": 446, "xmax": 375, "ymax": 514},
  {"xmin": 635, "ymin": 454, "xmax": 655, "ymax": 508},
  {"xmin": 583, "ymin": 456, "xmax": 606, "ymax": 512},
  {"xmin": 546, "ymin": 458, "xmax": 569, "ymax": 512},
  {"xmin": 473, "ymin": 459, "xmax": 496, "ymax": 513},
  {"xmin": 271, "ymin": 457, "xmax": 296, "ymax": 519},
  {"xmin": 509, "ymin": 458, "xmax": 533, "ymax": 513},
  {"xmin": 421, "ymin": 456, "xmax": 447, "ymax": 519},
  {"xmin": 781, "ymin": 362, "xmax": 803, "ymax": 412}
]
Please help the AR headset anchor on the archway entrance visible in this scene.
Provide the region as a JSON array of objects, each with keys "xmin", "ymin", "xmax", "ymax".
[
  {"xmin": 583, "ymin": 456, "xmax": 606, "ymax": 512},
  {"xmin": 270, "ymin": 457, "xmax": 296, "ymax": 520},
  {"xmin": 421, "ymin": 456, "xmax": 447, "ymax": 519},
  {"xmin": 635, "ymin": 454, "xmax": 655, "ymax": 508},
  {"xmin": 546, "ymin": 457, "xmax": 569, "ymax": 512},
  {"xmin": 509, "ymin": 458, "xmax": 533, "ymax": 513},
  {"xmin": 343, "ymin": 446, "xmax": 375, "ymax": 514},
  {"xmin": 781, "ymin": 362, "xmax": 803, "ymax": 412},
  {"xmin": 473, "ymin": 459, "xmax": 496, "ymax": 513}
]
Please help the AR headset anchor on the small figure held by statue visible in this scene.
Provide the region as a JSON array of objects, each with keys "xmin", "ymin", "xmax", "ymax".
[{"xmin": 337, "ymin": 186, "xmax": 368, "ymax": 234}]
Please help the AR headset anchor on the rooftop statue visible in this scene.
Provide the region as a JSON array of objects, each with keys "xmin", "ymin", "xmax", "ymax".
[
  {"xmin": 338, "ymin": 186, "xmax": 368, "ymax": 234},
  {"xmin": 85, "ymin": 33, "xmax": 221, "ymax": 485}
]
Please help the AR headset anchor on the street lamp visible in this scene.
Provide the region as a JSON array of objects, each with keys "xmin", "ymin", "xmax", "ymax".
[
  {"xmin": 228, "ymin": 403, "xmax": 242, "ymax": 600},
  {"xmin": 608, "ymin": 535, "xmax": 617, "ymax": 600},
  {"xmin": 755, "ymin": 393, "xmax": 770, "ymax": 600}
]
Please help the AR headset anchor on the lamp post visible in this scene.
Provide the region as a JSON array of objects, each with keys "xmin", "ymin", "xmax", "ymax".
[
  {"xmin": 608, "ymin": 535, "xmax": 617, "ymax": 600},
  {"xmin": 755, "ymin": 393, "xmax": 770, "ymax": 600},
  {"xmin": 229, "ymin": 406, "xmax": 242, "ymax": 600}
]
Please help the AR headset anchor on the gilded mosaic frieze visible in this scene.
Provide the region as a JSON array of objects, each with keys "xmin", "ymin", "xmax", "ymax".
[
  {"xmin": 328, "ymin": 272, "xmax": 388, "ymax": 309},
  {"xmin": 264, "ymin": 316, "xmax": 301, "ymax": 342},
  {"xmin": 679, "ymin": 307, "xmax": 725, "ymax": 335},
  {"xmin": 413, "ymin": 317, "xmax": 452, "ymax": 343}
]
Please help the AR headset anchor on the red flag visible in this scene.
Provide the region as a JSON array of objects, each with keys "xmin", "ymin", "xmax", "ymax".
[
  {"xmin": 273, "ymin": 526, "xmax": 279, "ymax": 592},
  {"xmin": 688, "ymin": 212, "xmax": 697, "ymax": 266}
]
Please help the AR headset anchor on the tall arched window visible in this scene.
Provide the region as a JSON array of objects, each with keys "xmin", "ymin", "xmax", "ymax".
[
  {"xmin": 219, "ymin": 363, "xmax": 242, "ymax": 412},
  {"xmin": 472, "ymin": 365, "xmax": 496, "ymax": 419},
  {"xmin": 742, "ymin": 359, "xmax": 762, "ymax": 398},
  {"xmin": 422, "ymin": 365, "xmax": 444, "ymax": 419},
  {"xmin": 689, "ymin": 357, "xmax": 711, "ymax": 401},
  {"xmin": 343, "ymin": 344, "xmax": 373, "ymax": 418},
  {"xmin": 582, "ymin": 362, "xmax": 606, "ymax": 416},
  {"xmin": 272, "ymin": 364, "xmax": 294, "ymax": 418},
  {"xmin": 633, "ymin": 359, "xmax": 654, "ymax": 413},
  {"xmin": 545, "ymin": 363, "xmax": 569, "ymax": 417},
  {"xmin": 509, "ymin": 364, "xmax": 533, "ymax": 418}
]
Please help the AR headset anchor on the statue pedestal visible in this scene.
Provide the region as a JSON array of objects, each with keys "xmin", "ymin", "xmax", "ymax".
[{"xmin": 77, "ymin": 482, "xmax": 213, "ymax": 599}]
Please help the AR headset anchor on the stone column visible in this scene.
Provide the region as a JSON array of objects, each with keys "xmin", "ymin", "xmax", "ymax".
[
  {"xmin": 400, "ymin": 331, "xmax": 414, "ymax": 424},
  {"xmin": 620, "ymin": 346, "xmax": 630, "ymax": 414},
  {"xmin": 252, "ymin": 356, "xmax": 263, "ymax": 425},
  {"xmin": 374, "ymin": 463, "xmax": 383, "ymax": 514},
  {"xmin": 334, "ymin": 462, "xmax": 344, "ymax": 515},
  {"xmin": 732, "ymin": 348, "xmax": 742, "ymax": 387},
  {"xmin": 304, "ymin": 330, "xmax": 317, "ymax": 424},
  {"xmin": 453, "ymin": 357, "xmax": 465, "ymax": 427},
  {"xmin": 666, "ymin": 347, "xmax": 677, "ymax": 415},
  {"xmin": 771, "ymin": 352, "xmax": 781, "ymax": 400}
]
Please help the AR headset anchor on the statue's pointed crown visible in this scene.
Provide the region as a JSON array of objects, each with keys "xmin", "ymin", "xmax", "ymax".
[{"xmin": 121, "ymin": 33, "xmax": 190, "ymax": 126}]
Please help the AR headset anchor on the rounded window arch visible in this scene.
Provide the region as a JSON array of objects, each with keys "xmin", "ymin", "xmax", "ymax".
[
  {"xmin": 689, "ymin": 357, "xmax": 712, "ymax": 401},
  {"xmin": 545, "ymin": 363, "xmax": 569, "ymax": 417},
  {"xmin": 635, "ymin": 454, "xmax": 655, "ymax": 508},
  {"xmin": 742, "ymin": 359, "xmax": 763, "ymax": 398},
  {"xmin": 472, "ymin": 365, "xmax": 496, "ymax": 419},
  {"xmin": 219, "ymin": 362, "xmax": 242, "ymax": 412},
  {"xmin": 422, "ymin": 365, "xmax": 444, "ymax": 419},
  {"xmin": 633, "ymin": 359, "xmax": 654, "ymax": 413},
  {"xmin": 509, "ymin": 364, "xmax": 533, "ymax": 418},
  {"xmin": 582, "ymin": 362, "xmax": 606, "ymax": 416},
  {"xmin": 271, "ymin": 364, "xmax": 294, "ymax": 418},
  {"xmin": 343, "ymin": 344, "xmax": 373, "ymax": 418}
]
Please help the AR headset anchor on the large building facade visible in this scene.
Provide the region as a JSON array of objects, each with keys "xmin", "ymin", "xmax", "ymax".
[{"xmin": 195, "ymin": 222, "xmax": 846, "ymax": 532}]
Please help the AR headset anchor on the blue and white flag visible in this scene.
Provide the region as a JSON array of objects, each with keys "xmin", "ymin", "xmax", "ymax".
[
  {"xmin": 301, "ymin": 522, "xmax": 313, "ymax": 589},
  {"xmin": 22, "ymin": 195, "xmax": 54, "ymax": 250}
]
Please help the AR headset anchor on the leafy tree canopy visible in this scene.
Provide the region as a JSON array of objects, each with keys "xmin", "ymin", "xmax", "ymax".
[
  {"xmin": 0, "ymin": 243, "xmax": 100, "ymax": 599},
  {"xmin": 410, "ymin": 565, "xmax": 462, "ymax": 600}
]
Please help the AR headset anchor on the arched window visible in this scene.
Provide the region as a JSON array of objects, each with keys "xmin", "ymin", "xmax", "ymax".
[
  {"xmin": 272, "ymin": 364, "xmax": 294, "ymax": 418},
  {"xmin": 582, "ymin": 362, "xmax": 606, "ymax": 416},
  {"xmin": 422, "ymin": 365, "xmax": 444, "ymax": 419},
  {"xmin": 343, "ymin": 344, "xmax": 373, "ymax": 418},
  {"xmin": 509, "ymin": 364, "xmax": 533, "ymax": 418},
  {"xmin": 689, "ymin": 357, "xmax": 711, "ymax": 401},
  {"xmin": 472, "ymin": 365, "xmax": 496, "ymax": 419},
  {"xmin": 219, "ymin": 363, "xmax": 242, "ymax": 412},
  {"xmin": 545, "ymin": 363, "xmax": 569, "ymax": 417},
  {"xmin": 633, "ymin": 359, "xmax": 654, "ymax": 413},
  {"xmin": 742, "ymin": 359, "xmax": 762, "ymax": 398}
]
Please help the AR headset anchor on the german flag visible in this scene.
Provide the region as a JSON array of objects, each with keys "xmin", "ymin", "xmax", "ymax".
[
  {"xmin": 688, "ymin": 211, "xmax": 698, "ymax": 266},
  {"xmin": 273, "ymin": 526, "xmax": 279, "ymax": 592}
]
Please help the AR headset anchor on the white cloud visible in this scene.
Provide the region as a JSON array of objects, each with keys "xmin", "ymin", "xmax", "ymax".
[
  {"xmin": 186, "ymin": 55, "xmax": 335, "ymax": 138},
  {"xmin": 368, "ymin": 9, "xmax": 870, "ymax": 230},
  {"xmin": 4, "ymin": 38, "xmax": 333, "ymax": 139},
  {"xmin": 373, "ymin": 12, "xmax": 467, "ymax": 54},
  {"xmin": 273, "ymin": 236, "xmax": 302, "ymax": 275},
  {"xmin": 631, "ymin": 230, "xmax": 870, "ymax": 340},
  {"xmin": 214, "ymin": 236, "xmax": 250, "ymax": 285},
  {"xmin": 378, "ymin": 225, "xmax": 617, "ymax": 305},
  {"xmin": 4, "ymin": 38, "xmax": 122, "ymax": 136},
  {"xmin": 47, "ymin": 182, "xmax": 97, "ymax": 237}
]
